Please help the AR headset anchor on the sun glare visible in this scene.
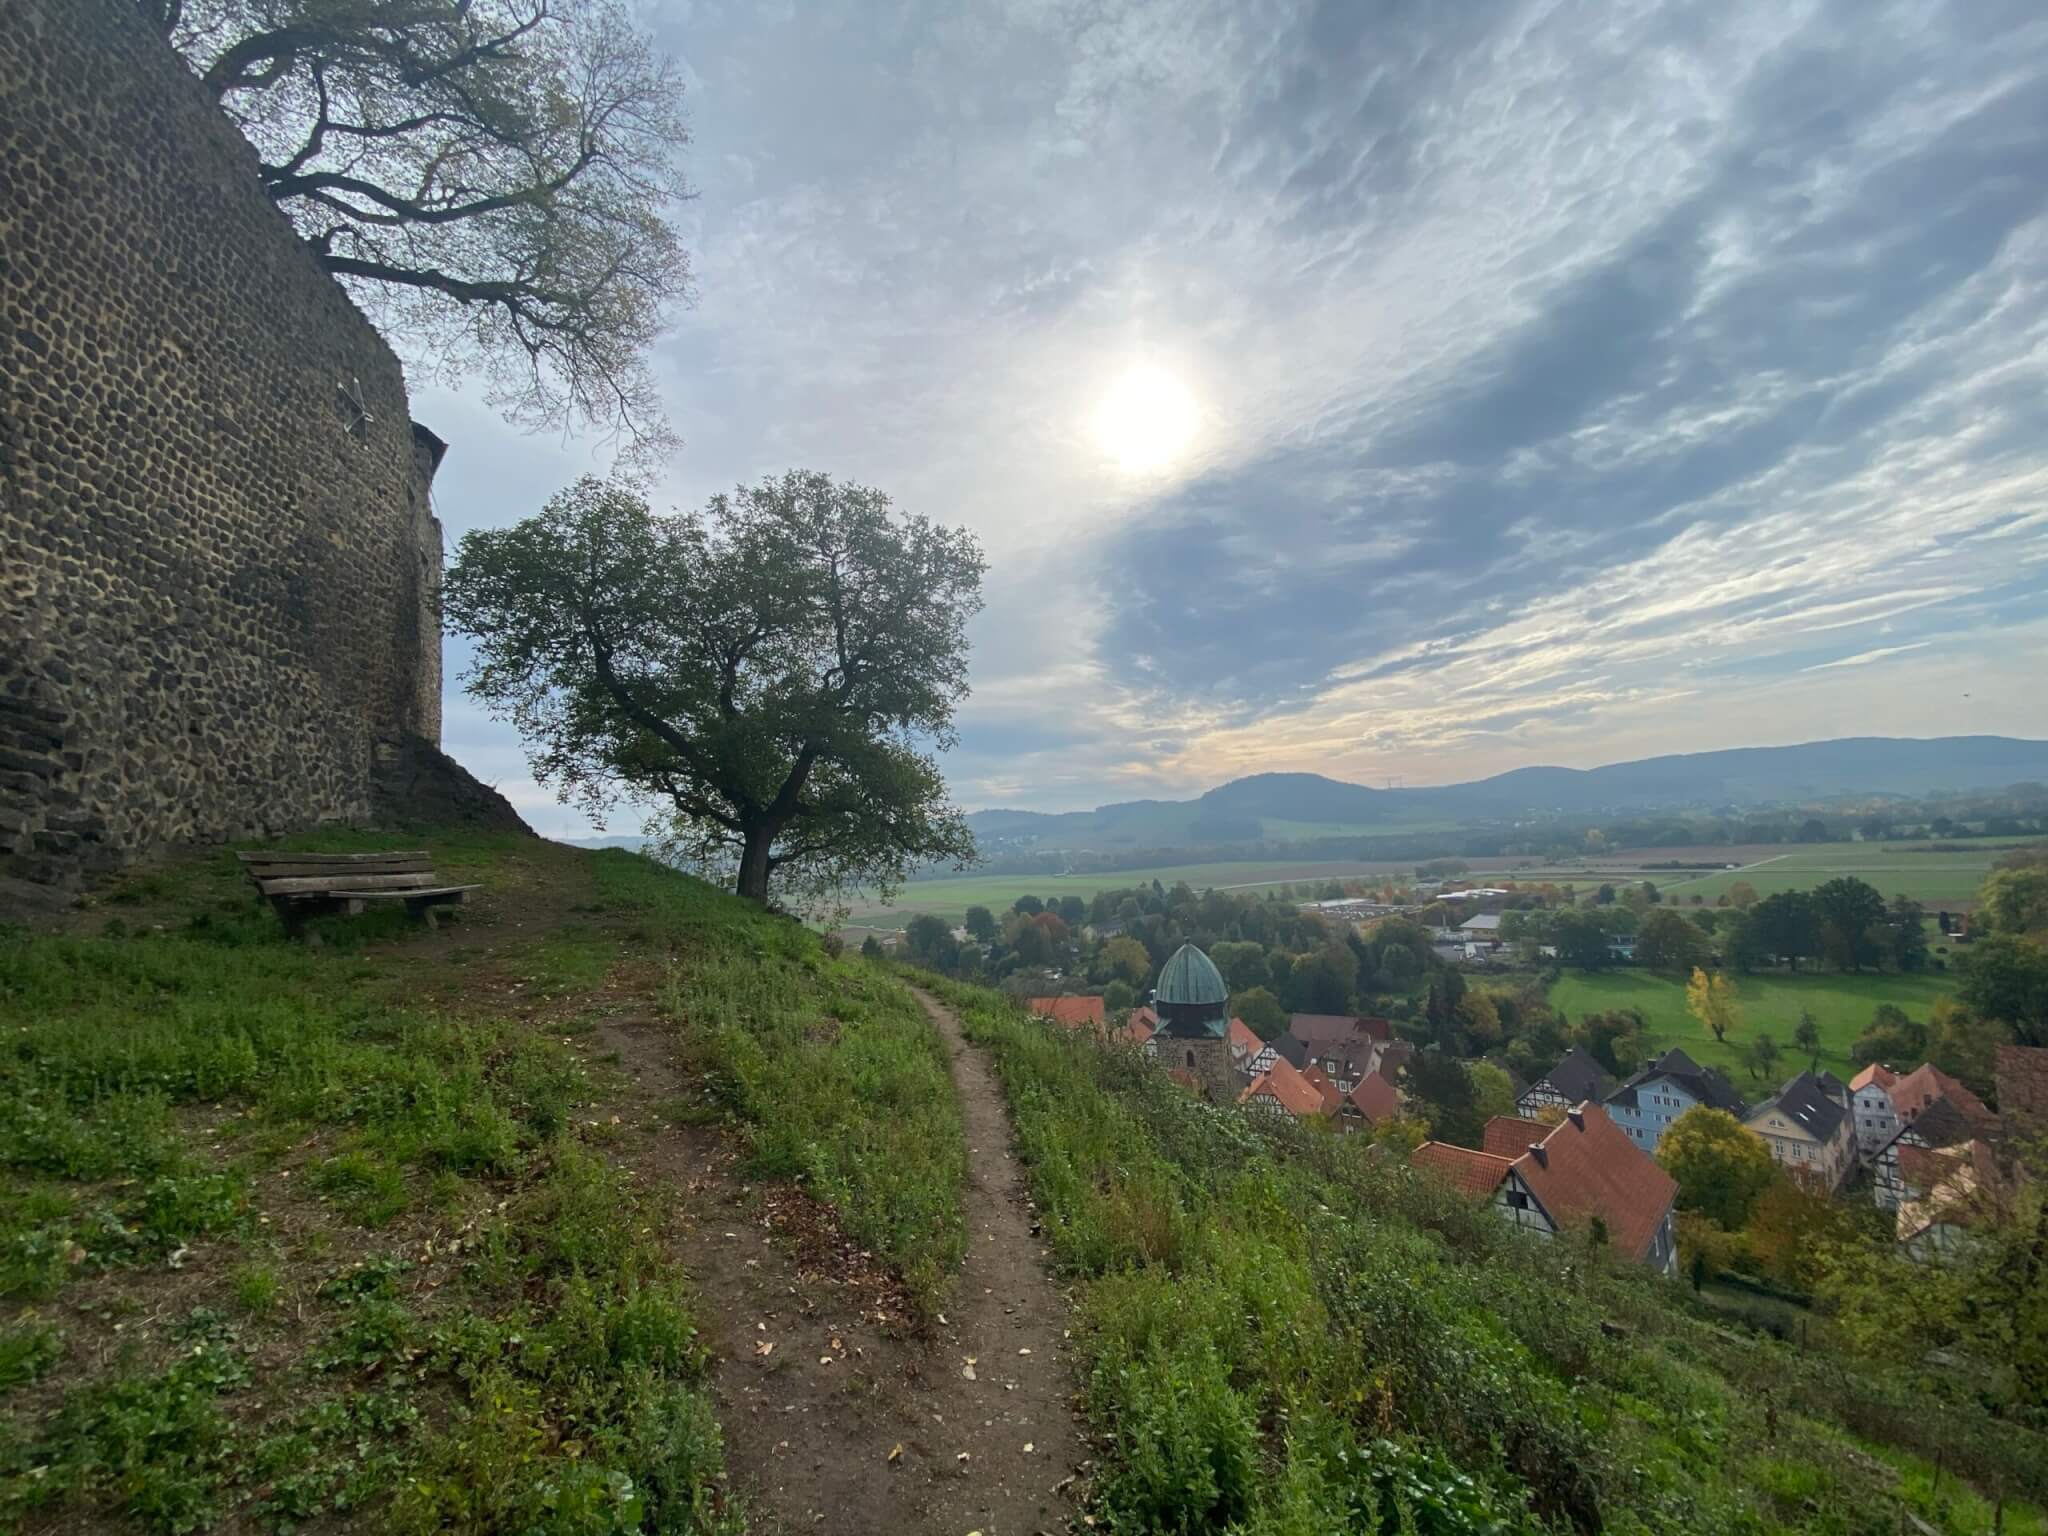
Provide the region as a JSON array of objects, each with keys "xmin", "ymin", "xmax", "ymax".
[{"xmin": 1093, "ymin": 363, "xmax": 1197, "ymax": 474}]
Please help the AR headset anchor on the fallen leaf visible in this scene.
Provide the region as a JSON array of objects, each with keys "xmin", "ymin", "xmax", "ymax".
[
  {"xmin": 961, "ymin": 1362, "xmax": 976, "ymax": 1381},
  {"xmin": 1023, "ymin": 1442, "xmax": 1035, "ymax": 1453},
  {"xmin": 887, "ymin": 1443, "xmax": 903, "ymax": 1463},
  {"xmin": 956, "ymin": 1451, "xmax": 971, "ymax": 1462},
  {"xmin": 1018, "ymin": 1347, "xmax": 1032, "ymax": 1356},
  {"xmin": 819, "ymin": 1356, "xmax": 834, "ymax": 1366},
  {"xmin": 753, "ymin": 1341, "xmax": 774, "ymax": 1357}
]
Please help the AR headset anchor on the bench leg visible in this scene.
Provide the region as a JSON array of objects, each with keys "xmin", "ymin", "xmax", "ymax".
[{"xmin": 407, "ymin": 897, "xmax": 441, "ymax": 929}]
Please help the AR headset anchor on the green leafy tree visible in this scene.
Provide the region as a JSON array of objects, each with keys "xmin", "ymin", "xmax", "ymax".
[
  {"xmin": 1812, "ymin": 877, "xmax": 1887, "ymax": 971},
  {"xmin": 1741, "ymin": 1032, "xmax": 1782, "ymax": 1083},
  {"xmin": 1792, "ymin": 1011, "xmax": 1822, "ymax": 1069},
  {"xmin": 1288, "ymin": 945, "xmax": 1357, "ymax": 1015},
  {"xmin": 1099, "ymin": 936, "xmax": 1154, "ymax": 988},
  {"xmin": 1232, "ymin": 987, "xmax": 1288, "ymax": 1040},
  {"xmin": 1851, "ymin": 1003, "xmax": 1928, "ymax": 1067},
  {"xmin": 904, "ymin": 913, "xmax": 957, "ymax": 970},
  {"xmin": 1013, "ymin": 895, "xmax": 1044, "ymax": 917},
  {"xmin": 1748, "ymin": 891, "xmax": 1820, "ymax": 970},
  {"xmin": 1102, "ymin": 980, "xmax": 1136, "ymax": 1014},
  {"xmin": 1552, "ymin": 908, "xmax": 1613, "ymax": 971},
  {"xmin": 1884, "ymin": 894, "xmax": 1930, "ymax": 972},
  {"xmin": 1925, "ymin": 999, "xmax": 2009, "ymax": 1100},
  {"xmin": 445, "ymin": 474, "xmax": 983, "ymax": 906},
  {"xmin": 1208, "ymin": 941, "xmax": 1271, "ymax": 993},
  {"xmin": 860, "ymin": 935, "xmax": 883, "ymax": 960},
  {"xmin": 1657, "ymin": 1106, "xmax": 1777, "ymax": 1229},
  {"xmin": 1469, "ymin": 1060, "xmax": 1517, "ymax": 1125},
  {"xmin": 1958, "ymin": 933, "xmax": 2048, "ymax": 1046},
  {"xmin": 159, "ymin": 0, "xmax": 694, "ymax": 458},
  {"xmin": 1636, "ymin": 907, "xmax": 1709, "ymax": 973},
  {"xmin": 963, "ymin": 905, "xmax": 998, "ymax": 944},
  {"xmin": 1409, "ymin": 1051, "xmax": 1482, "ymax": 1148},
  {"xmin": 1056, "ymin": 895, "xmax": 1088, "ymax": 926}
]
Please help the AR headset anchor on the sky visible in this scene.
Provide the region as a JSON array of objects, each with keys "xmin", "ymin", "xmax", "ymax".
[{"xmin": 418, "ymin": 0, "xmax": 2048, "ymax": 840}]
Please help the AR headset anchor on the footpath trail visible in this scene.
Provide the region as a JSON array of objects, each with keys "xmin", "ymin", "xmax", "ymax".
[{"xmin": 591, "ymin": 984, "xmax": 1088, "ymax": 1535}]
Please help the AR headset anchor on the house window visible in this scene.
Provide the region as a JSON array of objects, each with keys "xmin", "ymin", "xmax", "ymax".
[{"xmin": 1505, "ymin": 1190, "xmax": 1529, "ymax": 1209}]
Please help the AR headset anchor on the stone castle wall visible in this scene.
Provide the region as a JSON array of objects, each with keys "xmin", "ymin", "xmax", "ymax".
[{"xmin": 0, "ymin": 0, "xmax": 448, "ymax": 899}]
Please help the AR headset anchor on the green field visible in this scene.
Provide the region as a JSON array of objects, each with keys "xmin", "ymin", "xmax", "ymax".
[
  {"xmin": 1648, "ymin": 839, "xmax": 2037, "ymax": 906},
  {"xmin": 1546, "ymin": 968, "xmax": 1957, "ymax": 1081},
  {"xmin": 843, "ymin": 858, "xmax": 1412, "ymax": 926}
]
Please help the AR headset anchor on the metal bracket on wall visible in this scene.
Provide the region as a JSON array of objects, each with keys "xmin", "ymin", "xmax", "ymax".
[{"xmin": 337, "ymin": 376, "xmax": 374, "ymax": 441}]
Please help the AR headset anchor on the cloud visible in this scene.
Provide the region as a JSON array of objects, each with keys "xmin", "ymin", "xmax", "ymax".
[
  {"xmin": 1800, "ymin": 642, "xmax": 1932, "ymax": 673},
  {"xmin": 415, "ymin": 0, "xmax": 2048, "ymax": 827}
]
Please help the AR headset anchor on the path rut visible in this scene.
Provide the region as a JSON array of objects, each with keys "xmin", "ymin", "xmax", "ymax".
[{"xmin": 596, "ymin": 985, "xmax": 1088, "ymax": 1535}]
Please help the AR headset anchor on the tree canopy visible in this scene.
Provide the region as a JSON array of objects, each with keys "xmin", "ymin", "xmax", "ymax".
[
  {"xmin": 1658, "ymin": 1106, "xmax": 1776, "ymax": 1229},
  {"xmin": 156, "ymin": 0, "xmax": 692, "ymax": 458},
  {"xmin": 445, "ymin": 473, "xmax": 984, "ymax": 905}
]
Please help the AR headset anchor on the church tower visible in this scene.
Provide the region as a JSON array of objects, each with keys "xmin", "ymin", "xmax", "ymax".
[{"xmin": 1153, "ymin": 942, "xmax": 1237, "ymax": 1103}]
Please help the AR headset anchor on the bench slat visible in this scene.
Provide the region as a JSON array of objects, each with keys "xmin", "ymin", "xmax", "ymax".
[
  {"xmin": 271, "ymin": 885, "xmax": 479, "ymax": 905},
  {"xmin": 256, "ymin": 872, "xmax": 441, "ymax": 895},
  {"xmin": 237, "ymin": 856, "xmax": 430, "ymax": 868},
  {"xmin": 244, "ymin": 860, "xmax": 433, "ymax": 879}
]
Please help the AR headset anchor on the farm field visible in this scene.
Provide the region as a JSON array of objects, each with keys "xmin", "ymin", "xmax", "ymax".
[
  {"xmin": 841, "ymin": 858, "xmax": 1416, "ymax": 926},
  {"xmin": 1546, "ymin": 968, "xmax": 1957, "ymax": 1082}
]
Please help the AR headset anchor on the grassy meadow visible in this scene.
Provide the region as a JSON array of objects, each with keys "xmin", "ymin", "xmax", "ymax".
[
  {"xmin": 0, "ymin": 830, "xmax": 963, "ymax": 1532},
  {"xmin": 1547, "ymin": 968, "xmax": 1958, "ymax": 1080}
]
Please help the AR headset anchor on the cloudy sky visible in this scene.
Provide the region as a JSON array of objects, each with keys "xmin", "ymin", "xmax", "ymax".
[{"xmin": 418, "ymin": 0, "xmax": 2048, "ymax": 839}]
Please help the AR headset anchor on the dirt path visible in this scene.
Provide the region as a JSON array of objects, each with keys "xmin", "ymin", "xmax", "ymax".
[{"xmin": 587, "ymin": 988, "xmax": 1088, "ymax": 1535}]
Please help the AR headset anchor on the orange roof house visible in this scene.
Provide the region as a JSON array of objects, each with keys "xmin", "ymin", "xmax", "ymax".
[
  {"xmin": 1025, "ymin": 995, "xmax": 1106, "ymax": 1029},
  {"xmin": 1239, "ymin": 1057, "xmax": 1336, "ymax": 1120},
  {"xmin": 1411, "ymin": 1104, "xmax": 1680, "ymax": 1271},
  {"xmin": 1346, "ymin": 1070, "xmax": 1402, "ymax": 1125},
  {"xmin": 1889, "ymin": 1063, "xmax": 1998, "ymax": 1136}
]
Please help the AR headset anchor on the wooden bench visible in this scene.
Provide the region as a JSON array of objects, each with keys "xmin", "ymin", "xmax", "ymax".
[{"xmin": 238, "ymin": 850, "xmax": 480, "ymax": 936}]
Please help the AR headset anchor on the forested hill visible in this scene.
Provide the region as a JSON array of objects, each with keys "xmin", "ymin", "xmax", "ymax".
[{"xmin": 969, "ymin": 736, "xmax": 2048, "ymax": 851}]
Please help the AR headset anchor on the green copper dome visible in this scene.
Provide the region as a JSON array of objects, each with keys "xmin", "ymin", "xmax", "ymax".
[{"xmin": 1155, "ymin": 943, "xmax": 1228, "ymax": 1007}]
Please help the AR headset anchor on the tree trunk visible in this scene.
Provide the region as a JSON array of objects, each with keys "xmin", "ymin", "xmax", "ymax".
[{"xmin": 737, "ymin": 823, "xmax": 775, "ymax": 904}]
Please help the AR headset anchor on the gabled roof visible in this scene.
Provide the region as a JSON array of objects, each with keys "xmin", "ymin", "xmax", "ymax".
[
  {"xmin": 1117, "ymin": 1018, "xmax": 1156, "ymax": 1049},
  {"xmin": 1883, "ymin": 1095, "xmax": 1976, "ymax": 1153},
  {"xmin": 1288, "ymin": 1013, "xmax": 1390, "ymax": 1044},
  {"xmin": 1482, "ymin": 1115, "xmax": 1554, "ymax": 1160},
  {"xmin": 1889, "ymin": 1063, "xmax": 1998, "ymax": 1135},
  {"xmin": 1412, "ymin": 1142, "xmax": 1514, "ymax": 1197},
  {"xmin": 1274, "ymin": 1033, "xmax": 1309, "ymax": 1068},
  {"xmin": 1026, "ymin": 995, "xmax": 1104, "ymax": 1028},
  {"xmin": 1227, "ymin": 1018, "xmax": 1264, "ymax": 1058},
  {"xmin": 1348, "ymin": 1071, "xmax": 1401, "ymax": 1122},
  {"xmin": 1300, "ymin": 1064, "xmax": 1344, "ymax": 1114},
  {"xmin": 1458, "ymin": 912, "xmax": 1503, "ymax": 932},
  {"xmin": 1850, "ymin": 1062, "xmax": 1899, "ymax": 1094},
  {"xmin": 1896, "ymin": 1139, "xmax": 2010, "ymax": 1244},
  {"xmin": 1129, "ymin": 1005, "xmax": 1159, "ymax": 1029},
  {"xmin": 1508, "ymin": 1104, "xmax": 1679, "ymax": 1263},
  {"xmin": 1414, "ymin": 1105, "xmax": 1679, "ymax": 1262},
  {"xmin": 1610, "ymin": 1047, "xmax": 1747, "ymax": 1116},
  {"xmin": 1531, "ymin": 1048, "xmax": 1609, "ymax": 1104},
  {"xmin": 1748, "ymin": 1071, "xmax": 1847, "ymax": 1144},
  {"xmin": 1997, "ymin": 1044, "xmax": 2048, "ymax": 1140},
  {"xmin": 1239, "ymin": 1057, "xmax": 1334, "ymax": 1118}
]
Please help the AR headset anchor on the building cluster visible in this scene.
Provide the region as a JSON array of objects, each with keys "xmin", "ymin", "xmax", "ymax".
[{"xmin": 1024, "ymin": 944, "xmax": 2048, "ymax": 1274}]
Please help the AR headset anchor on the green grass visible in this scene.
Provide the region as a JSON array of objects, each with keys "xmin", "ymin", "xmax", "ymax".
[
  {"xmin": 1547, "ymin": 968, "xmax": 1957, "ymax": 1080},
  {"xmin": 0, "ymin": 835, "xmax": 860, "ymax": 1531},
  {"xmin": 843, "ymin": 859, "xmax": 1418, "ymax": 926},
  {"xmin": 923, "ymin": 974, "xmax": 2046, "ymax": 1533},
  {"xmin": 590, "ymin": 853, "xmax": 967, "ymax": 1312},
  {"xmin": 1649, "ymin": 837, "xmax": 2044, "ymax": 907}
]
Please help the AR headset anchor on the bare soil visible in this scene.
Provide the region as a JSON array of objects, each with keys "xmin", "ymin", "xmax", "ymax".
[{"xmin": 578, "ymin": 994, "xmax": 1089, "ymax": 1536}]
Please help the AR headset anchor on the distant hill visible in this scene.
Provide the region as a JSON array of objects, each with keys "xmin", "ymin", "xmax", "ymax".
[{"xmin": 967, "ymin": 736, "xmax": 2048, "ymax": 852}]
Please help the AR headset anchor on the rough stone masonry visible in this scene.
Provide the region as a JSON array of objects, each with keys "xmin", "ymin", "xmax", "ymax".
[{"xmin": 0, "ymin": 0, "xmax": 471, "ymax": 904}]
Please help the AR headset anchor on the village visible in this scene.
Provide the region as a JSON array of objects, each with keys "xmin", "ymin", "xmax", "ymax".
[{"xmin": 1024, "ymin": 938, "xmax": 2046, "ymax": 1279}]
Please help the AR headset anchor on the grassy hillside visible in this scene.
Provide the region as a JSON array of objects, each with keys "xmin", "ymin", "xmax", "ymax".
[
  {"xmin": 1548, "ymin": 969, "xmax": 1957, "ymax": 1080},
  {"xmin": 0, "ymin": 832, "xmax": 962, "ymax": 1532},
  {"xmin": 926, "ymin": 975, "xmax": 2046, "ymax": 1536}
]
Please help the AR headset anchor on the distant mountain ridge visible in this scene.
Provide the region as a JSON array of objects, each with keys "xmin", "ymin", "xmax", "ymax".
[{"xmin": 969, "ymin": 736, "xmax": 2048, "ymax": 851}]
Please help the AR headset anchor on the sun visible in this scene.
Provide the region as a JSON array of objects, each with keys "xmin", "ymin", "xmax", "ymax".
[{"xmin": 1093, "ymin": 363, "xmax": 1197, "ymax": 474}]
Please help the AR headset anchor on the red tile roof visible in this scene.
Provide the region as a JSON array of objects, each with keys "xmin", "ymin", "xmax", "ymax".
[
  {"xmin": 1300, "ymin": 1064, "xmax": 1344, "ymax": 1114},
  {"xmin": 1117, "ymin": 1018, "xmax": 1156, "ymax": 1049},
  {"xmin": 1482, "ymin": 1115, "xmax": 1554, "ymax": 1160},
  {"xmin": 1413, "ymin": 1104, "xmax": 1677, "ymax": 1264},
  {"xmin": 1348, "ymin": 1070, "xmax": 1401, "ymax": 1123},
  {"xmin": 1227, "ymin": 1018, "xmax": 1264, "ymax": 1058},
  {"xmin": 1512, "ymin": 1104, "xmax": 1678, "ymax": 1263},
  {"xmin": 1412, "ymin": 1142, "xmax": 1514, "ymax": 1197},
  {"xmin": 1129, "ymin": 1005, "xmax": 1159, "ymax": 1029},
  {"xmin": 1849, "ymin": 1062, "xmax": 1899, "ymax": 1093},
  {"xmin": 1239, "ymin": 1058, "xmax": 1334, "ymax": 1118},
  {"xmin": 1026, "ymin": 996, "xmax": 1105, "ymax": 1028},
  {"xmin": 1889, "ymin": 1063, "xmax": 1998, "ymax": 1135},
  {"xmin": 1288, "ymin": 1013, "xmax": 1392, "ymax": 1044}
]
